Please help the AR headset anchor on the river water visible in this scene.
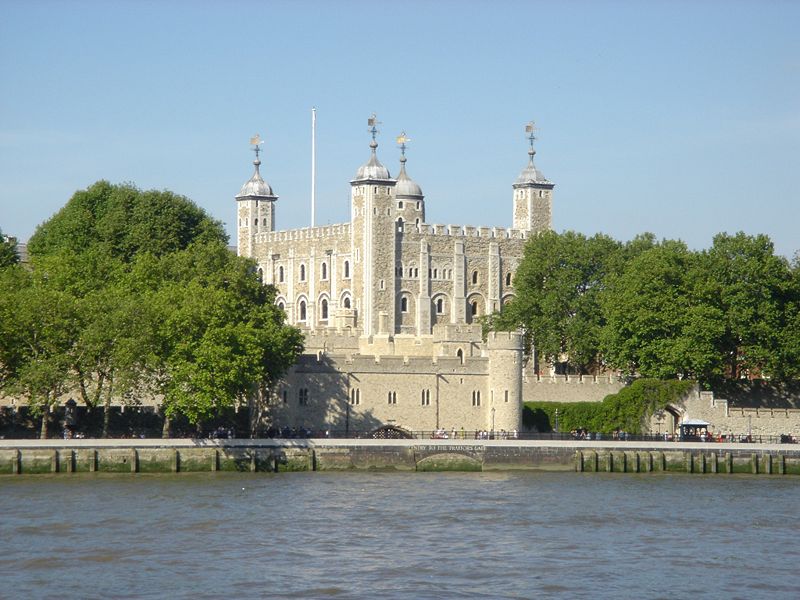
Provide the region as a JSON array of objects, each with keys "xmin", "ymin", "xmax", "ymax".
[{"xmin": 1, "ymin": 471, "xmax": 798, "ymax": 599}]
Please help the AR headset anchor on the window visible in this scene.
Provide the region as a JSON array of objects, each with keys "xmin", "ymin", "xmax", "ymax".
[
  {"xmin": 472, "ymin": 270, "xmax": 479, "ymax": 284},
  {"xmin": 277, "ymin": 301, "xmax": 285, "ymax": 312},
  {"xmin": 504, "ymin": 390, "xmax": 509, "ymax": 403},
  {"xmin": 505, "ymin": 272, "xmax": 512, "ymax": 286},
  {"xmin": 299, "ymin": 300, "xmax": 307, "ymax": 321},
  {"xmin": 299, "ymin": 388, "xmax": 309, "ymax": 406},
  {"xmin": 436, "ymin": 298, "xmax": 444, "ymax": 314},
  {"xmin": 343, "ymin": 296, "xmax": 351, "ymax": 309},
  {"xmin": 262, "ymin": 218, "xmax": 267, "ymax": 226},
  {"xmin": 421, "ymin": 389, "xmax": 430, "ymax": 406},
  {"xmin": 397, "ymin": 218, "xmax": 404, "ymax": 233},
  {"xmin": 457, "ymin": 348, "xmax": 464, "ymax": 364},
  {"xmin": 321, "ymin": 262, "xmax": 327, "ymax": 280},
  {"xmin": 388, "ymin": 391, "xmax": 397, "ymax": 405},
  {"xmin": 257, "ymin": 267, "xmax": 263, "ymax": 283},
  {"xmin": 350, "ymin": 388, "xmax": 360, "ymax": 405},
  {"xmin": 398, "ymin": 201, "xmax": 404, "ymax": 209},
  {"xmin": 282, "ymin": 390, "xmax": 288, "ymax": 405},
  {"xmin": 321, "ymin": 299, "xmax": 328, "ymax": 320},
  {"xmin": 278, "ymin": 266, "xmax": 284, "ymax": 283},
  {"xmin": 400, "ymin": 297, "xmax": 408, "ymax": 313},
  {"xmin": 433, "ymin": 268, "xmax": 438, "ymax": 279},
  {"xmin": 300, "ymin": 264, "xmax": 306, "ymax": 281},
  {"xmin": 344, "ymin": 260, "xmax": 350, "ymax": 278},
  {"xmin": 254, "ymin": 218, "xmax": 258, "ymax": 226},
  {"xmin": 472, "ymin": 391, "xmax": 481, "ymax": 407},
  {"xmin": 471, "ymin": 301, "xmax": 478, "ymax": 317},
  {"xmin": 416, "ymin": 202, "xmax": 420, "ymax": 210},
  {"xmin": 380, "ymin": 279, "xmax": 385, "ymax": 290}
]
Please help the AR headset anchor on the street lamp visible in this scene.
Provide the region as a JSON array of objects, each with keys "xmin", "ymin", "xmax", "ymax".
[
  {"xmin": 555, "ymin": 408, "xmax": 560, "ymax": 434},
  {"xmin": 491, "ymin": 407, "xmax": 495, "ymax": 433}
]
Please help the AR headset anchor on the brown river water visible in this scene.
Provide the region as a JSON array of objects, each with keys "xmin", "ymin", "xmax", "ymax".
[{"xmin": 1, "ymin": 471, "xmax": 798, "ymax": 599}]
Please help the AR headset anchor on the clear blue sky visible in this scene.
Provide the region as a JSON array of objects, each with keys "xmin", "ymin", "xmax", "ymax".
[{"xmin": 1, "ymin": 0, "xmax": 798, "ymax": 258}]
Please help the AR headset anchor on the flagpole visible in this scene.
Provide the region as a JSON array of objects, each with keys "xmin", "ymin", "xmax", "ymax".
[{"xmin": 311, "ymin": 107, "xmax": 317, "ymax": 228}]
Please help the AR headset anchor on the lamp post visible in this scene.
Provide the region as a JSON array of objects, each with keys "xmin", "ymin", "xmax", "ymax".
[
  {"xmin": 491, "ymin": 407, "xmax": 495, "ymax": 433},
  {"xmin": 555, "ymin": 408, "xmax": 560, "ymax": 434}
]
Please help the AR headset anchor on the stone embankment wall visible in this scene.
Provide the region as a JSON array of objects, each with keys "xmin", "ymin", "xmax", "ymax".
[{"xmin": 2, "ymin": 439, "xmax": 799, "ymax": 476}]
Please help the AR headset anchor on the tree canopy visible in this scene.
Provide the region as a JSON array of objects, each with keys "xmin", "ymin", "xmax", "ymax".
[
  {"xmin": 0, "ymin": 229, "xmax": 19, "ymax": 268},
  {"xmin": 495, "ymin": 230, "xmax": 799, "ymax": 384},
  {"xmin": 0, "ymin": 181, "xmax": 303, "ymax": 436}
]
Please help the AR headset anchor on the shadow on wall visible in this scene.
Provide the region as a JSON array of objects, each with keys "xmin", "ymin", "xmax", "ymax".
[
  {"xmin": 266, "ymin": 354, "xmax": 384, "ymax": 435},
  {"xmin": 713, "ymin": 380, "xmax": 800, "ymax": 409}
]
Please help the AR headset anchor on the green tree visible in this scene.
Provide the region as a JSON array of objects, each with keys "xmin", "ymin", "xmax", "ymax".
[
  {"xmin": 700, "ymin": 232, "xmax": 795, "ymax": 380},
  {"xmin": 0, "ymin": 267, "xmax": 78, "ymax": 437},
  {"xmin": 601, "ymin": 239, "xmax": 726, "ymax": 380},
  {"xmin": 21, "ymin": 180, "xmax": 302, "ymax": 435},
  {"xmin": 494, "ymin": 230, "xmax": 620, "ymax": 373},
  {"xmin": 0, "ymin": 229, "xmax": 19, "ymax": 268}
]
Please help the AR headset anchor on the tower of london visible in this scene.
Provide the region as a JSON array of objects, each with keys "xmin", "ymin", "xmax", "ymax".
[{"xmin": 236, "ymin": 119, "xmax": 556, "ymax": 434}]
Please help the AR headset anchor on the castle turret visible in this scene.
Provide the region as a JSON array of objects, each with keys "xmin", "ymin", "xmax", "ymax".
[
  {"xmin": 512, "ymin": 122, "xmax": 554, "ymax": 233},
  {"xmin": 236, "ymin": 135, "xmax": 277, "ymax": 258},
  {"xmin": 393, "ymin": 132, "xmax": 425, "ymax": 230},
  {"xmin": 486, "ymin": 331, "xmax": 524, "ymax": 432},
  {"xmin": 350, "ymin": 115, "xmax": 397, "ymax": 337}
]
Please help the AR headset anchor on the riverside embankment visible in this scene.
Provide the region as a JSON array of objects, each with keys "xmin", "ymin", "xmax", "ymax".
[{"xmin": 2, "ymin": 438, "xmax": 800, "ymax": 475}]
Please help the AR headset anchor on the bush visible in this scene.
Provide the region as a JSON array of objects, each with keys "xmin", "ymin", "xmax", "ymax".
[{"xmin": 523, "ymin": 379, "xmax": 695, "ymax": 434}]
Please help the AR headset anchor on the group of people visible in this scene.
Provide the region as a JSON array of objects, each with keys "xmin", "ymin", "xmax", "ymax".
[{"xmin": 430, "ymin": 428, "xmax": 519, "ymax": 440}]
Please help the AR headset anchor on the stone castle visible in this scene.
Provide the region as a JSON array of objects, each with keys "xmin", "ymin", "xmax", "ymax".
[{"xmin": 235, "ymin": 118, "xmax": 599, "ymax": 434}]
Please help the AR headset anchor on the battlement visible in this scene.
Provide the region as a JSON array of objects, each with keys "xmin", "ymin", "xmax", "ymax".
[
  {"xmin": 408, "ymin": 223, "xmax": 528, "ymax": 240},
  {"xmin": 293, "ymin": 351, "xmax": 490, "ymax": 375},
  {"xmin": 258, "ymin": 222, "xmax": 351, "ymax": 244},
  {"xmin": 523, "ymin": 374, "xmax": 624, "ymax": 385},
  {"xmin": 486, "ymin": 330, "xmax": 523, "ymax": 350}
]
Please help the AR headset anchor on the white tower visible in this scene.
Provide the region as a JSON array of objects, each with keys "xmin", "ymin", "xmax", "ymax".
[{"xmin": 236, "ymin": 135, "xmax": 278, "ymax": 258}]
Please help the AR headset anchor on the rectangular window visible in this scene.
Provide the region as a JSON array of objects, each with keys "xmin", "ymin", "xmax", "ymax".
[{"xmin": 299, "ymin": 388, "xmax": 309, "ymax": 406}]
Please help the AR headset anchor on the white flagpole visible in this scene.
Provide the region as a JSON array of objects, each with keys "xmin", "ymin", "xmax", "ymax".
[{"xmin": 311, "ymin": 107, "xmax": 317, "ymax": 228}]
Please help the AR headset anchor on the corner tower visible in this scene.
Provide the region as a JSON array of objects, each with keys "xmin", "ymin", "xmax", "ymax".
[
  {"xmin": 393, "ymin": 132, "xmax": 425, "ymax": 228},
  {"xmin": 350, "ymin": 115, "xmax": 397, "ymax": 338},
  {"xmin": 512, "ymin": 122, "xmax": 554, "ymax": 233},
  {"xmin": 236, "ymin": 135, "xmax": 278, "ymax": 258}
]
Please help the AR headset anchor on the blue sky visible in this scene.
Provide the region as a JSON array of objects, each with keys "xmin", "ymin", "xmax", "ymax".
[{"xmin": 1, "ymin": 0, "xmax": 798, "ymax": 258}]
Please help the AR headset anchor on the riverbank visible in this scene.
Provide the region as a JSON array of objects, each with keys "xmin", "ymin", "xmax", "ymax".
[{"xmin": 2, "ymin": 438, "xmax": 800, "ymax": 475}]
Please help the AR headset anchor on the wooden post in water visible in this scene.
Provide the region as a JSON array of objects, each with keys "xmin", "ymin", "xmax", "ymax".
[
  {"xmin": 575, "ymin": 451, "xmax": 583, "ymax": 472},
  {"xmin": 751, "ymin": 453, "xmax": 758, "ymax": 474},
  {"xmin": 172, "ymin": 449, "xmax": 179, "ymax": 473},
  {"xmin": 211, "ymin": 449, "xmax": 218, "ymax": 472},
  {"xmin": 66, "ymin": 449, "xmax": 74, "ymax": 473},
  {"xmin": 130, "ymin": 449, "xmax": 138, "ymax": 473},
  {"xmin": 12, "ymin": 449, "xmax": 20, "ymax": 474},
  {"xmin": 685, "ymin": 452, "xmax": 692, "ymax": 474},
  {"xmin": 606, "ymin": 452, "xmax": 613, "ymax": 472},
  {"xmin": 711, "ymin": 452, "xmax": 718, "ymax": 474},
  {"xmin": 726, "ymin": 452, "xmax": 732, "ymax": 474},
  {"xmin": 250, "ymin": 451, "xmax": 257, "ymax": 472},
  {"xmin": 779, "ymin": 454, "xmax": 786, "ymax": 475},
  {"xmin": 592, "ymin": 451, "xmax": 598, "ymax": 472},
  {"xmin": 766, "ymin": 453, "xmax": 772, "ymax": 475},
  {"xmin": 89, "ymin": 449, "xmax": 97, "ymax": 472}
]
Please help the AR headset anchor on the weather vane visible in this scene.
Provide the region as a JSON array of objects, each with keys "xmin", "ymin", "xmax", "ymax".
[
  {"xmin": 367, "ymin": 113, "xmax": 382, "ymax": 142},
  {"xmin": 396, "ymin": 131, "xmax": 411, "ymax": 157},
  {"xmin": 250, "ymin": 134, "xmax": 264, "ymax": 160},
  {"xmin": 525, "ymin": 121, "xmax": 538, "ymax": 152}
]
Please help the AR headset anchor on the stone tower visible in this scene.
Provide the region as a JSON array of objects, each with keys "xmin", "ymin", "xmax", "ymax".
[
  {"xmin": 350, "ymin": 118, "xmax": 397, "ymax": 338},
  {"xmin": 512, "ymin": 124, "xmax": 554, "ymax": 233},
  {"xmin": 486, "ymin": 331, "xmax": 524, "ymax": 432},
  {"xmin": 236, "ymin": 137, "xmax": 278, "ymax": 258}
]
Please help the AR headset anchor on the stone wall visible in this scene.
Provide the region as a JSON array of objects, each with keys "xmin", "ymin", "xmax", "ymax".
[
  {"xmin": 522, "ymin": 374, "xmax": 626, "ymax": 403},
  {"xmin": 3, "ymin": 439, "xmax": 800, "ymax": 475}
]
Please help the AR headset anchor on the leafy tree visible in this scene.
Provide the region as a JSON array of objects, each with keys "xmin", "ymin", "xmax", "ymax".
[
  {"xmin": 494, "ymin": 230, "xmax": 620, "ymax": 373},
  {"xmin": 601, "ymin": 239, "xmax": 726, "ymax": 380},
  {"xmin": 700, "ymin": 232, "xmax": 795, "ymax": 380},
  {"xmin": 0, "ymin": 267, "xmax": 78, "ymax": 437},
  {"xmin": 0, "ymin": 228, "xmax": 19, "ymax": 268},
  {"xmin": 19, "ymin": 180, "xmax": 303, "ymax": 435}
]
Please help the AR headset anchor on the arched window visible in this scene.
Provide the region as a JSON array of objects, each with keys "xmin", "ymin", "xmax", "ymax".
[
  {"xmin": 436, "ymin": 298, "xmax": 444, "ymax": 314},
  {"xmin": 472, "ymin": 270, "xmax": 479, "ymax": 284},
  {"xmin": 299, "ymin": 300, "xmax": 307, "ymax": 321},
  {"xmin": 344, "ymin": 261, "xmax": 350, "ymax": 278},
  {"xmin": 257, "ymin": 267, "xmax": 263, "ymax": 283},
  {"xmin": 505, "ymin": 272, "xmax": 512, "ymax": 286},
  {"xmin": 321, "ymin": 262, "xmax": 328, "ymax": 280},
  {"xmin": 300, "ymin": 264, "xmax": 306, "ymax": 281},
  {"xmin": 321, "ymin": 298, "xmax": 328, "ymax": 320},
  {"xmin": 278, "ymin": 266, "xmax": 284, "ymax": 283},
  {"xmin": 262, "ymin": 218, "xmax": 267, "ymax": 227},
  {"xmin": 277, "ymin": 301, "xmax": 285, "ymax": 312},
  {"xmin": 343, "ymin": 296, "xmax": 351, "ymax": 309},
  {"xmin": 254, "ymin": 218, "xmax": 258, "ymax": 226},
  {"xmin": 396, "ymin": 218, "xmax": 404, "ymax": 232},
  {"xmin": 457, "ymin": 348, "xmax": 464, "ymax": 364},
  {"xmin": 471, "ymin": 301, "xmax": 478, "ymax": 316},
  {"xmin": 400, "ymin": 297, "xmax": 408, "ymax": 313}
]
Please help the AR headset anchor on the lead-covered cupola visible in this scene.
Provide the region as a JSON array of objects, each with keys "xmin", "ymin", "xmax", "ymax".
[{"xmin": 352, "ymin": 114, "xmax": 393, "ymax": 183}]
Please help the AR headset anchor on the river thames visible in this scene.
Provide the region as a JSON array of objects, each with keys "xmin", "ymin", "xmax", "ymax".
[{"xmin": 2, "ymin": 471, "xmax": 798, "ymax": 599}]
